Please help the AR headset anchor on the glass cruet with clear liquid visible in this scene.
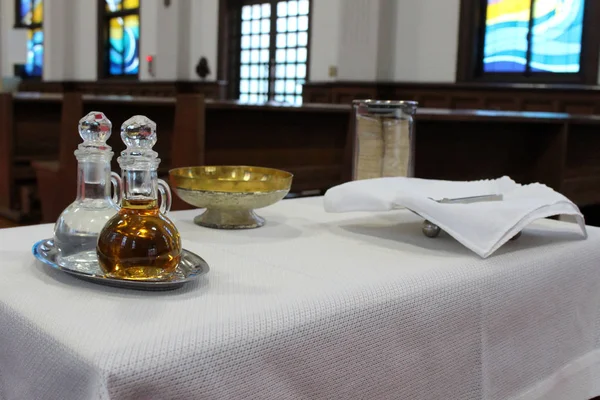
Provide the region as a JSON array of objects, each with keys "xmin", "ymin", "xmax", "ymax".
[
  {"xmin": 96, "ymin": 115, "xmax": 182, "ymax": 281},
  {"xmin": 53, "ymin": 112, "xmax": 122, "ymax": 270}
]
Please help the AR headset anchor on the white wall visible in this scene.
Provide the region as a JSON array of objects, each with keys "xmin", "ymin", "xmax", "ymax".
[
  {"xmin": 0, "ymin": 0, "xmax": 464, "ymax": 83},
  {"xmin": 188, "ymin": 0, "xmax": 219, "ymax": 81},
  {"xmin": 337, "ymin": 0, "xmax": 381, "ymax": 81},
  {"xmin": 155, "ymin": 0, "xmax": 178, "ymax": 80},
  {"xmin": 72, "ymin": 0, "xmax": 97, "ymax": 80},
  {"xmin": 377, "ymin": 0, "xmax": 398, "ymax": 81},
  {"xmin": 0, "ymin": 0, "xmax": 27, "ymax": 79},
  {"xmin": 309, "ymin": 0, "xmax": 341, "ymax": 81},
  {"xmin": 393, "ymin": 0, "xmax": 460, "ymax": 82},
  {"xmin": 44, "ymin": 0, "xmax": 72, "ymax": 80},
  {"xmin": 139, "ymin": 0, "xmax": 158, "ymax": 80},
  {"xmin": 314, "ymin": 0, "xmax": 460, "ymax": 82}
]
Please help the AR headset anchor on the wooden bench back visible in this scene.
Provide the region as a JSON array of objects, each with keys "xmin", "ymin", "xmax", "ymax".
[{"xmin": 0, "ymin": 93, "xmax": 63, "ymax": 221}]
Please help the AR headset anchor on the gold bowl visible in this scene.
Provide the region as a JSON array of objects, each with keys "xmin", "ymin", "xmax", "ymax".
[{"xmin": 169, "ymin": 166, "xmax": 293, "ymax": 229}]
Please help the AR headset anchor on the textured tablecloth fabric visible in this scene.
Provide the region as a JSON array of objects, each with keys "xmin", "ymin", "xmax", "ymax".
[{"xmin": 1, "ymin": 197, "xmax": 600, "ymax": 400}]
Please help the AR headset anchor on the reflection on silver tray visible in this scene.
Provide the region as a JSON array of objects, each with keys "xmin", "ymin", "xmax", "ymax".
[{"xmin": 32, "ymin": 239, "xmax": 209, "ymax": 291}]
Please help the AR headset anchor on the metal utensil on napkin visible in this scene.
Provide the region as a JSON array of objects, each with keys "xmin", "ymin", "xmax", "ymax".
[
  {"xmin": 430, "ymin": 194, "xmax": 503, "ymax": 204},
  {"xmin": 421, "ymin": 194, "xmax": 520, "ymax": 240}
]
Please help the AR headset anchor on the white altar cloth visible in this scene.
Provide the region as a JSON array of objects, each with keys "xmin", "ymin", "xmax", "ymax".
[{"xmin": 0, "ymin": 197, "xmax": 600, "ymax": 400}]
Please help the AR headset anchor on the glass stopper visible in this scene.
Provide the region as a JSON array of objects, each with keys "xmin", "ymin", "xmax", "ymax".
[
  {"xmin": 78, "ymin": 111, "xmax": 112, "ymax": 147},
  {"xmin": 121, "ymin": 115, "xmax": 157, "ymax": 150}
]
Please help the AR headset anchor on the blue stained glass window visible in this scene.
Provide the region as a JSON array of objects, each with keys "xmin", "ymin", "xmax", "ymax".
[
  {"xmin": 530, "ymin": 0, "xmax": 584, "ymax": 72},
  {"xmin": 482, "ymin": 0, "xmax": 585, "ymax": 74},
  {"xmin": 18, "ymin": 0, "xmax": 42, "ymax": 25},
  {"xmin": 104, "ymin": 1, "xmax": 140, "ymax": 77},
  {"xmin": 17, "ymin": 0, "xmax": 43, "ymax": 77},
  {"xmin": 20, "ymin": 0, "xmax": 31, "ymax": 24},
  {"xmin": 25, "ymin": 29, "xmax": 43, "ymax": 77}
]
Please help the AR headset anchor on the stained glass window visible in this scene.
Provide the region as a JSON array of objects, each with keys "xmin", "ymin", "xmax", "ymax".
[
  {"xmin": 102, "ymin": 0, "xmax": 140, "ymax": 77},
  {"xmin": 17, "ymin": 0, "xmax": 43, "ymax": 25},
  {"xmin": 16, "ymin": 0, "xmax": 43, "ymax": 77},
  {"xmin": 238, "ymin": 0, "xmax": 310, "ymax": 105},
  {"xmin": 25, "ymin": 29, "xmax": 44, "ymax": 77},
  {"xmin": 483, "ymin": 0, "xmax": 585, "ymax": 74}
]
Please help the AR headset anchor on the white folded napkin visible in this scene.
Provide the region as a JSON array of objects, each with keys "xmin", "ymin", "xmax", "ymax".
[{"xmin": 323, "ymin": 176, "xmax": 587, "ymax": 258}]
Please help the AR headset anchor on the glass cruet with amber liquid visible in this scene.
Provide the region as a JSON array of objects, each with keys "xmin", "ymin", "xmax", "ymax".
[
  {"xmin": 96, "ymin": 116, "xmax": 182, "ymax": 281},
  {"xmin": 54, "ymin": 112, "xmax": 121, "ymax": 270}
]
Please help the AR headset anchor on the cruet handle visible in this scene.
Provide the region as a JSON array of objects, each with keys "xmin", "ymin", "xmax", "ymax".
[
  {"xmin": 110, "ymin": 171, "xmax": 122, "ymax": 208},
  {"xmin": 157, "ymin": 179, "xmax": 172, "ymax": 215}
]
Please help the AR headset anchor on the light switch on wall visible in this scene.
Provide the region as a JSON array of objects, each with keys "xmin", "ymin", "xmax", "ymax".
[
  {"xmin": 329, "ymin": 66, "xmax": 338, "ymax": 78},
  {"xmin": 147, "ymin": 55, "xmax": 156, "ymax": 77}
]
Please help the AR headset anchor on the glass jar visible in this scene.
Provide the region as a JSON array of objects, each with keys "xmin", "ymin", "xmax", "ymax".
[
  {"xmin": 352, "ymin": 100, "xmax": 418, "ymax": 180},
  {"xmin": 53, "ymin": 112, "xmax": 121, "ymax": 270},
  {"xmin": 96, "ymin": 115, "xmax": 182, "ymax": 281}
]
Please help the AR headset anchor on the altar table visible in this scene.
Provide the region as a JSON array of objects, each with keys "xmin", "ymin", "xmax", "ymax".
[{"xmin": 1, "ymin": 197, "xmax": 600, "ymax": 400}]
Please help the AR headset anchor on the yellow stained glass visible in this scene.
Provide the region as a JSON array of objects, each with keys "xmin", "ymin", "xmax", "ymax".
[
  {"xmin": 486, "ymin": 0, "xmax": 531, "ymax": 25},
  {"xmin": 123, "ymin": 0, "xmax": 139, "ymax": 10},
  {"xmin": 32, "ymin": 0, "xmax": 43, "ymax": 24},
  {"xmin": 123, "ymin": 14, "xmax": 138, "ymax": 29},
  {"xmin": 110, "ymin": 17, "xmax": 123, "ymax": 39}
]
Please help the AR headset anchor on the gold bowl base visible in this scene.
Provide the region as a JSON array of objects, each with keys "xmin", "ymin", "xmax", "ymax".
[{"xmin": 194, "ymin": 209, "xmax": 265, "ymax": 229}]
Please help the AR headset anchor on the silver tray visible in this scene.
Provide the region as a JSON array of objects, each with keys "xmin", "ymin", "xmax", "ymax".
[{"xmin": 32, "ymin": 239, "xmax": 209, "ymax": 291}]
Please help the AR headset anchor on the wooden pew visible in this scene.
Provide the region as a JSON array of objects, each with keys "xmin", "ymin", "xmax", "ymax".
[
  {"xmin": 412, "ymin": 109, "xmax": 570, "ymax": 192},
  {"xmin": 0, "ymin": 92, "xmax": 63, "ymax": 222},
  {"xmin": 171, "ymin": 101, "xmax": 354, "ymax": 195},
  {"xmin": 410, "ymin": 108, "xmax": 600, "ymax": 225},
  {"xmin": 170, "ymin": 94, "xmax": 205, "ymax": 210},
  {"xmin": 15, "ymin": 94, "xmax": 600, "ymax": 225},
  {"xmin": 32, "ymin": 93, "xmax": 84, "ymax": 223},
  {"xmin": 33, "ymin": 95, "xmax": 353, "ymax": 218},
  {"xmin": 562, "ymin": 115, "xmax": 600, "ymax": 207}
]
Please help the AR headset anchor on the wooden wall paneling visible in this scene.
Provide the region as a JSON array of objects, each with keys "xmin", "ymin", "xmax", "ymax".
[
  {"xmin": 562, "ymin": 102, "xmax": 597, "ymax": 115},
  {"xmin": 170, "ymin": 94, "xmax": 206, "ymax": 211},
  {"xmin": 303, "ymin": 82, "xmax": 600, "ymax": 115},
  {"xmin": 18, "ymin": 81, "xmax": 65, "ymax": 93},
  {"xmin": 18, "ymin": 81, "xmax": 228, "ymax": 100},
  {"xmin": 562, "ymin": 120, "xmax": 600, "ymax": 205},
  {"xmin": 451, "ymin": 96, "xmax": 485, "ymax": 109},
  {"xmin": 13, "ymin": 101, "xmax": 62, "ymax": 158},
  {"xmin": 528, "ymin": 122, "xmax": 568, "ymax": 192},
  {"xmin": 0, "ymin": 94, "xmax": 14, "ymax": 213},
  {"xmin": 413, "ymin": 119, "xmax": 564, "ymax": 185},
  {"xmin": 171, "ymin": 94, "xmax": 206, "ymax": 168},
  {"xmin": 415, "ymin": 94, "xmax": 451, "ymax": 109},
  {"xmin": 391, "ymin": 93, "xmax": 420, "ymax": 103},
  {"xmin": 376, "ymin": 85, "xmax": 396, "ymax": 101},
  {"xmin": 10, "ymin": 95, "xmax": 63, "ymax": 221},
  {"xmin": 304, "ymin": 89, "xmax": 332, "ymax": 104},
  {"xmin": 521, "ymin": 99, "xmax": 559, "ymax": 112},
  {"xmin": 204, "ymin": 105, "xmax": 351, "ymax": 192},
  {"xmin": 333, "ymin": 87, "xmax": 378, "ymax": 104},
  {"xmin": 485, "ymin": 97, "xmax": 521, "ymax": 111}
]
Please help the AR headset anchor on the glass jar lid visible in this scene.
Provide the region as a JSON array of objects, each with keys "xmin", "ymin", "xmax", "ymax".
[{"xmin": 353, "ymin": 99, "xmax": 418, "ymax": 117}]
